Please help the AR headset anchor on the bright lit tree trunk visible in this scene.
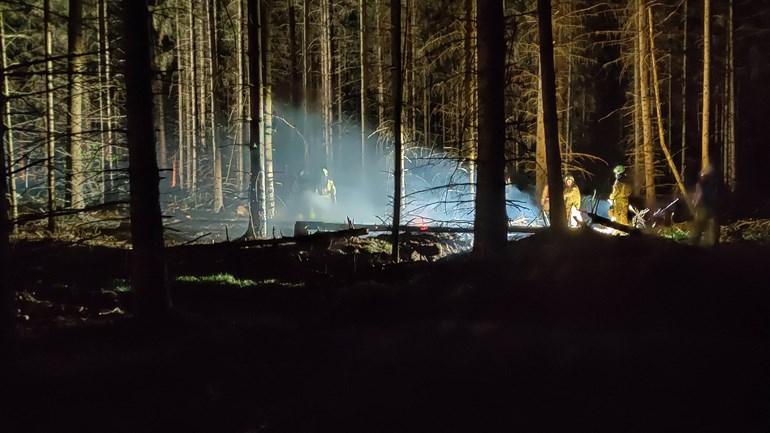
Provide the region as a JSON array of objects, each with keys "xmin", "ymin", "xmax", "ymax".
[
  {"xmin": 701, "ymin": 0, "xmax": 710, "ymax": 169},
  {"xmin": 390, "ymin": 0, "xmax": 402, "ymax": 262},
  {"xmin": 638, "ymin": 0, "xmax": 656, "ymax": 208},
  {"xmin": 66, "ymin": 0, "xmax": 85, "ymax": 208},
  {"xmin": 538, "ymin": 0, "xmax": 566, "ymax": 231},
  {"xmin": 44, "ymin": 0, "xmax": 56, "ymax": 231}
]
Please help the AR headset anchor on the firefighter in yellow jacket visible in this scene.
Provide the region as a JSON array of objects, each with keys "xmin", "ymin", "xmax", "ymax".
[
  {"xmin": 563, "ymin": 175, "xmax": 581, "ymax": 226},
  {"xmin": 541, "ymin": 174, "xmax": 581, "ymax": 226},
  {"xmin": 608, "ymin": 165, "xmax": 632, "ymax": 225}
]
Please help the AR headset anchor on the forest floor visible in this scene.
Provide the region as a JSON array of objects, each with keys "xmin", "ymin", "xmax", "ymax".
[{"xmin": 4, "ymin": 212, "xmax": 770, "ymax": 433}]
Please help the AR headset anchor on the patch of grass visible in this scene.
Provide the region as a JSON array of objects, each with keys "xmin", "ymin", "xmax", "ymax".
[
  {"xmin": 176, "ymin": 273, "xmax": 258, "ymax": 288},
  {"xmin": 657, "ymin": 225, "xmax": 690, "ymax": 242},
  {"xmin": 110, "ymin": 279, "xmax": 131, "ymax": 293}
]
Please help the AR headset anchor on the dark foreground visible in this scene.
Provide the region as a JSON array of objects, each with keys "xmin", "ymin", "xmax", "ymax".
[{"xmin": 3, "ymin": 230, "xmax": 770, "ymax": 433}]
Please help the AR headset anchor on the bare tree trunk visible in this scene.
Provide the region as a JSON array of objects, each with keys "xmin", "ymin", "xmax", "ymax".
[
  {"xmin": 390, "ymin": 0, "xmax": 402, "ymax": 263},
  {"xmin": 536, "ymin": 71, "xmax": 546, "ymax": 200},
  {"xmin": 205, "ymin": 0, "xmax": 224, "ymax": 213},
  {"xmin": 0, "ymin": 42, "xmax": 11, "ymax": 338},
  {"xmin": 463, "ymin": 0, "xmax": 477, "ymax": 194},
  {"xmin": 155, "ymin": 75, "xmax": 168, "ymax": 179},
  {"xmin": 701, "ymin": 0, "xmax": 710, "ymax": 169},
  {"xmin": 44, "ymin": 0, "xmax": 56, "ymax": 231},
  {"xmin": 565, "ymin": 53, "xmax": 572, "ymax": 164},
  {"xmin": 474, "ymin": 0, "xmax": 508, "ymax": 256},
  {"xmin": 289, "ymin": 0, "xmax": 300, "ymax": 109},
  {"xmin": 123, "ymin": 0, "xmax": 170, "ymax": 320},
  {"xmin": 423, "ymin": 62, "xmax": 429, "ymax": 147},
  {"xmin": 66, "ymin": 0, "xmax": 85, "ymax": 208},
  {"xmin": 726, "ymin": 0, "xmax": 736, "ymax": 191},
  {"xmin": 261, "ymin": 0, "xmax": 274, "ymax": 218},
  {"xmin": 360, "ymin": 0, "xmax": 368, "ymax": 170},
  {"xmin": 187, "ymin": 0, "xmax": 198, "ymax": 194},
  {"xmin": 246, "ymin": 0, "xmax": 266, "ymax": 238},
  {"xmin": 0, "ymin": 12, "xmax": 16, "ymax": 224},
  {"xmin": 680, "ymin": 0, "xmax": 687, "ymax": 178},
  {"xmin": 195, "ymin": 1, "xmax": 207, "ymax": 200},
  {"xmin": 633, "ymin": 16, "xmax": 642, "ymax": 195},
  {"xmin": 302, "ymin": 0, "xmax": 309, "ymax": 167},
  {"xmin": 320, "ymin": 0, "xmax": 333, "ymax": 165},
  {"xmin": 537, "ymin": 0, "xmax": 566, "ymax": 231},
  {"xmin": 638, "ymin": 0, "xmax": 656, "ymax": 208},
  {"xmin": 174, "ymin": 0, "xmax": 186, "ymax": 190},
  {"xmin": 99, "ymin": 0, "xmax": 114, "ymax": 202},
  {"xmin": 375, "ymin": 0, "xmax": 386, "ymax": 134},
  {"xmin": 240, "ymin": 0, "xmax": 249, "ymax": 190},
  {"xmin": 647, "ymin": 8, "xmax": 689, "ymax": 204}
]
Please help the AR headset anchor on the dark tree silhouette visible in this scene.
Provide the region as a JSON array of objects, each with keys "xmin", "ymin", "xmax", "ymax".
[
  {"xmin": 123, "ymin": 0, "xmax": 170, "ymax": 319},
  {"xmin": 537, "ymin": 0, "xmax": 566, "ymax": 232},
  {"xmin": 473, "ymin": 0, "xmax": 508, "ymax": 257}
]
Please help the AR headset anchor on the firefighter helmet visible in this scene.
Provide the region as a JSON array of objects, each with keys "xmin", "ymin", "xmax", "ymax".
[{"xmin": 613, "ymin": 165, "xmax": 626, "ymax": 175}]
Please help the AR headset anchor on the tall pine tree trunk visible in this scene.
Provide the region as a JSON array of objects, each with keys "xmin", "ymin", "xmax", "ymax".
[
  {"xmin": 359, "ymin": 0, "xmax": 368, "ymax": 170},
  {"xmin": 205, "ymin": 0, "xmax": 224, "ymax": 212},
  {"xmin": 474, "ymin": 0, "xmax": 507, "ymax": 257},
  {"xmin": 463, "ymin": 0, "xmax": 477, "ymax": 193},
  {"xmin": 647, "ymin": 9, "xmax": 689, "ymax": 203},
  {"xmin": 261, "ymin": 0, "xmax": 274, "ymax": 218},
  {"xmin": 246, "ymin": 0, "xmax": 266, "ymax": 238},
  {"xmin": 633, "ymin": 15, "xmax": 642, "ymax": 195},
  {"xmin": 99, "ymin": 0, "xmax": 114, "ymax": 202},
  {"xmin": 538, "ymin": 0, "xmax": 566, "ymax": 231},
  {"xmin": 638, "ymin": 0, "xmax": 656, "ymax": 208},
  {"xmin": 725, "ymin": 0, "xmax": 736, "ymax": 191},
  {"xmin": 375, "ymin": 0, "xmax": 386, "ymax": 136},
  {"xmin": 302, "ymin": 0, "xmax": 309, "ymax": 167},
  {"xmin": 174, "ymin": 0, "xmax": 186, "ymax": 190},
  {"xmin": 680, "ymin": 0, "xmax": 688, "ymax": 178},
  {"xmin": 187, "ymin": 0, "xmax": 198, "ymax": 193},
  {"xmin": 44, "ymin": 0, "xmax": 56, "ymax": 231},
  {"xmin": 701, "ymin": 0, "xmax": 710, "ymax": 169},
  {"xmin": 123, "ymin": 0, "xmax": 170, "ymax": 320},
  {"xmin": 0, "ymin": 11, "xmax": 16, "ymax": 224},
  {"xmin": 0, "ymin": 10, "xmax": 13, "ymax": 340},
  {"xmin": 390, "ymin": 0, "xmax": 402, "ymax": 263},
  {"xmin": 66, "ymin": 0, "xmax": 85, "ymax": 208}
]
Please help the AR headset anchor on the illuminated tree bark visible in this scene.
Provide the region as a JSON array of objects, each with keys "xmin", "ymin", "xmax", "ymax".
[
  {"xmin": 98, "ymin": 0, "xmax": 115, "ymax": 202},
  {"xmin": 246, "ymin": 0, "xmax": 266, "ymax": 238},
  {"xmin": 725, "ymin": 0, "xmax": 736, "ymax": 191},
  {"xmin": 390, "ymin": 0, "xmax": 402, "ymax": 262},
  {"xmin": 537, "ymin": 0, "xmax": 566, "ymax": 231},
  {"xmin": 360, "ymin": 0, "xmax": 368, "ymax": 169},
  {"xmin": 44, "ymin": 0, "xmax": 56, "ymax": 231},
  {"xmin": 0, "ymin": 12, "xmax": 12, "ymax": 339},
  {"xmin": 66, "ymin": 0, "xmax": 84, "ymax": 208},
  {"xmin": 261, "ymin": 0, "xmax": 274, "ymax": 218},
  {"xmin": 637, "ymin": 0, "xmax": 655, "ymax": 208},
  {"xmin": 701, "ymin": 0, "xmax": 710, "ymax": 169},
  {"xmin": 205, "ymin": 0, "xmax": 224, "ymax": 213},
  {"xmin": 0, "ymin": 11, "xmax": 15, "ymax": 224},
  {"xmin": 647, "ymin": 8, "xmax": 689, "ymax": 203}
]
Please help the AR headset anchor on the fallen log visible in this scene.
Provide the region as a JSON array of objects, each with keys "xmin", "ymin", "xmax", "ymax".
[
  {"xmin": 582, "ymin": 211, "xmax": 642, "ymax": 235},
  {"xmin": 293, "ymin": 221, "xmax": 544, "ymax": 236},
  {"xmin": 170, "ymin": 227, "xmax": 369, "ymax": 250}
]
